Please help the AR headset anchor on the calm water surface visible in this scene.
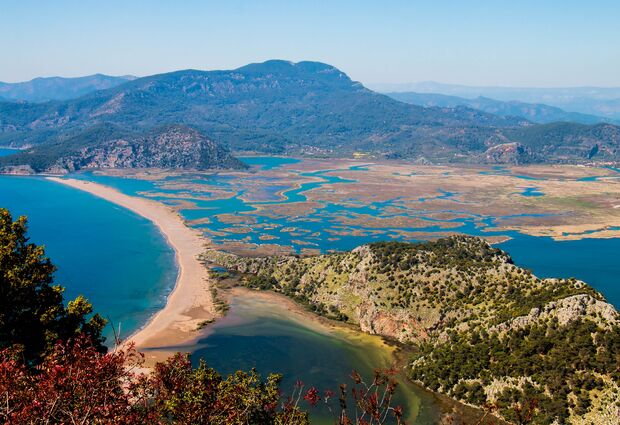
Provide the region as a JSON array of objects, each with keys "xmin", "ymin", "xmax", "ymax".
[
  {"xmin": 0, "ymin": 176, "xmax": 177, "ymax": 342},
  {"xmin": 188, "ymin": 293, "xmax": 439, "ymax": 424},
  {"xmin": 74, "ymin": 157, "xmax": 620, "ymax": 307}
]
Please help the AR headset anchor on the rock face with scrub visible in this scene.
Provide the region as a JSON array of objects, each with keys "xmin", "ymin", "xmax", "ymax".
[{"xmin": 203, "ymin": 235, "xmax": 620, "ymax": 424}]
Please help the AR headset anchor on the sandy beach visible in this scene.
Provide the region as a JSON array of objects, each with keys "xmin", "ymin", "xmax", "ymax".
[{"xmin": 48, "ymin": 177, "xmax": 217, "ymax": 363}]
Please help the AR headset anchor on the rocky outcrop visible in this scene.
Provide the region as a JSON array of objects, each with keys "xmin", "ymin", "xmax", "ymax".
[
  {"xmin": 492, "ymin": 292, "xmax": 619, "ymax": 335},
  {"xmin": 56, "ymin": 125, "xmax": 246, "ymax": 172},
  {"xmin": 202, "ymin": 236, "xmax": 620, "ymax": 423},
  {"xmin": 484, "ymin": 142, "xmax": 534, "ymax": 164},
  {"xmin": 204, "ymin": 236, "xmax": 614, "ymax": 343},
  {"xmin": 0, "ymin": 164, "xmax": 35, "ymax": 175},
  {"xmin": 1, "ymin": 125, "xmax": 247, "ymax": 174}
]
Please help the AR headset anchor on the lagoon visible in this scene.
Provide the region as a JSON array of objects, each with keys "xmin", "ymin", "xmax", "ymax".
[
  {"xmin": 72, "ymin": 158, "xmax": 620, "ymax": 308},
  {"xmin": 189, "ymin": 292, "xmax": 440, "ymax": 424}
]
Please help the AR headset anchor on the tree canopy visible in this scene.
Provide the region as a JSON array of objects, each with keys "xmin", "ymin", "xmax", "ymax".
[{"xmin": 0, "ymin": 208, "xmax": 106, "ymax": 363}]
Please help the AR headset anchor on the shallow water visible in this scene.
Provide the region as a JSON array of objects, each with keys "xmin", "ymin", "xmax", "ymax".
[
  {"xmin": 189, "ymin": 293, "xmax": 439, "ymax": 424},
  {"xmin": 519, "ymin": 186, "xmax": 544, "ymax": 197},
  {"xmin": 239, "ymin": 156, "xmax": 302, "ymax": 170}
]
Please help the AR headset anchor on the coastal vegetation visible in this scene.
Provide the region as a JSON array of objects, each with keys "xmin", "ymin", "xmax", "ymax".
[{"xmin": 203, "ymin": 235, "xmax": 620, "ymax": 424}]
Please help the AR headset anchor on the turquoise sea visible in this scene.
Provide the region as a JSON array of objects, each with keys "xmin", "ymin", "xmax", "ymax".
[
  {"xmin": 0, "ymin": 175, "xmax": 177, "ymax": 342},
  {"xmin": 0, "ymin": 148, "xmax": 21, "ymax": 156}
]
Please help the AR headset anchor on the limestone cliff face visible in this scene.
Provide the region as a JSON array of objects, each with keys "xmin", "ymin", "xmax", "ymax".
[
  {"xmin": 491, "ymin": 292, "xmax": 619, "ymax": 335},
  {"xmin": 47, "ymin": 125, "xmax": 246, "ymax": 173}
]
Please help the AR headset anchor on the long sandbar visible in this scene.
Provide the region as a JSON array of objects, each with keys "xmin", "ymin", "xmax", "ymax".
[{"xmin": 47, "ymin": 177, "xmax": 216, "ymax": 362}]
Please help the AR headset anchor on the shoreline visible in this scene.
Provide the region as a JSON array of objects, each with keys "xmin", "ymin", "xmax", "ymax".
[
  {"xmin": 43, "ymin": 176, "xmax": 491, "ymax": 422},
  {"xmin": 47, "ymin": 177, "xmax": 217, "ymax": 363},
  {"xmin": 215, "ymin": 286, "xmax": 490, "ymax": 424}
]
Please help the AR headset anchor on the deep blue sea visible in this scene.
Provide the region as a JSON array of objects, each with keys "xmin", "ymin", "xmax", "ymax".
[{"xmin": 0, "ymin": 175, "xmax": 177, "ymax": 342}]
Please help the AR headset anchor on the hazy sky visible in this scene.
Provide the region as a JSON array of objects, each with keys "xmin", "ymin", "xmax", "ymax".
[{"xmin": 2, "ymin": 0, "xmax": 619, "ymax": 87}]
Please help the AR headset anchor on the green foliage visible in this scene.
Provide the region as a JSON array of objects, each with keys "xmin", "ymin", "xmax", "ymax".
[
  {"xmin": 246, "ymin": 274, "xmax": 279, "ymax": 290},
  {"xmin": 150, "ymin": 353, "xmax": 309, "ymax": 424},
  {"xmin": 368, "ymin": 237, "xmax": 507, "ymax": 271},
  {"xmin": 0, "ymin": 208, "xmax": 106, "ymax": 362},
  {"xmin": 410, "ymin": 319, "xmax": 620, "ymax": 424},
  {"xmin": 206, "ymin": 235, "xmax": 620, "ymax": 423}
]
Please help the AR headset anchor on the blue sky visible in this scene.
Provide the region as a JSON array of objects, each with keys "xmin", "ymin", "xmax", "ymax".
[{"xmin": 2, "ymin": 0, "xmax": 619, "ymax": 86}]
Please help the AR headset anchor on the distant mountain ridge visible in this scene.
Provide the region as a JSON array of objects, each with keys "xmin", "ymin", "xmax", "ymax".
[
  {"xmin": 0, "ymin": 60, "xmax": 527, "ymax": 158},
  {"xmin": 1, "ymin": 60, "xmax": 620, "ymax": 169},
  {"xmin": 373, "ymin": 81, "xmax": 620, "ymax": 121},
  {"xmin": 0, "ymin": 74, "xmax": 135, "ymax": 102},
  {"xmin": 387, "ymin": 91, "xmax": 617, "ymax": 125}
]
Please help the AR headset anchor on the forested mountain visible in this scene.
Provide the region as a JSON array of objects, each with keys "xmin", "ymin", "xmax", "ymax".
[
  {"xmin": 1, "ymin": 60, "xmax": 620, "ymax": 168},
  {"xmin": 204, "ymin": 236, "xmax": 620, "ymax": 424},
  {"xmin": 0, "ymin": 74, "xmax": 135, "ymax": 102},
  {"xmin": 387, "ymin": 91, "xmax": 615, "ymax": 125}
]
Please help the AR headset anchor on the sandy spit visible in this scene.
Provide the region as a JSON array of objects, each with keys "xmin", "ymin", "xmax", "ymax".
[{"xmin": 47, "ymin": 177, "xmax": 216, "ymax": 363}]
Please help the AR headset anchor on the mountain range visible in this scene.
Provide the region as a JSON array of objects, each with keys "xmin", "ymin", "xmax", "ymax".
[
  {"xmin": 386, "ymin": 92, "xmax": 617, "ymax": 125},
  {"xmin": 373, "ymin": 81, "xmax": 620, "ymax": 121},
  {"xmin": 0, "ymin": 74, "xmax": 135, "ymax": 103},
  {"xmin": 1, "ymin": 60, "xmax": 619, "ymax": 172}
]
